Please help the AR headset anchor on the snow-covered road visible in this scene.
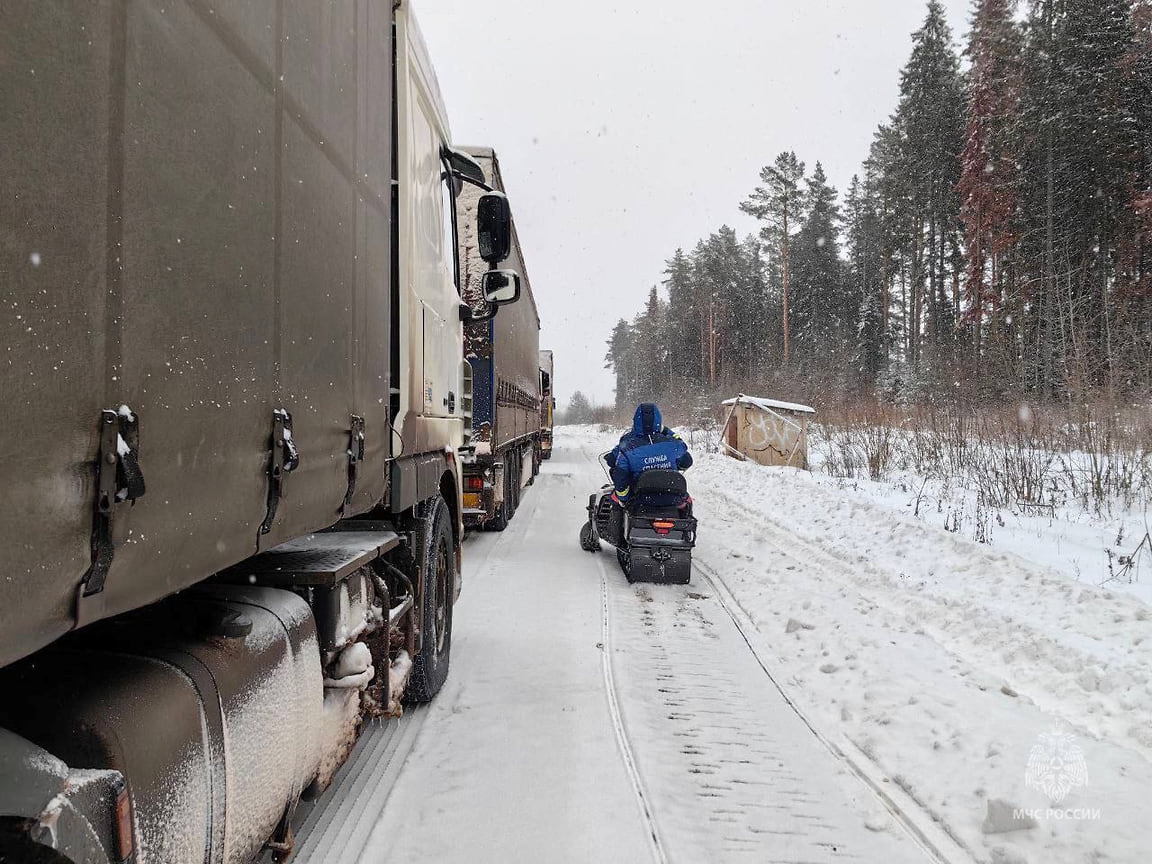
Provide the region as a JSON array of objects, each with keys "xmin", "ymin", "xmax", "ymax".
[
  {"xmin": 347, "ymin": 431, "xmax": 939, "ymax": 864},
  {"xmin": 291, "ymin": 424, "xmax": 1148, "ymax": 864}
]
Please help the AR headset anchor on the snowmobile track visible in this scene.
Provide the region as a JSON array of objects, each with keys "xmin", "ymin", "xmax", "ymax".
[
  {"xmin": 583, "ymin": 439, "xmax": 941, "ymax": 864},
  {"xmin": 693, "ymin": 557, "xmax": 975, "ymax": 864},
  {"xmin": 597, "ymin": 554, "xmax": 671, "ymax": 864}
]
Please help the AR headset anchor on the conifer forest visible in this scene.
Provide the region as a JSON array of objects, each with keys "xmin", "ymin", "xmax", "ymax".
[{"xmin": 604, "ymin": 0, "xmax": 1152, "ymax": 415}]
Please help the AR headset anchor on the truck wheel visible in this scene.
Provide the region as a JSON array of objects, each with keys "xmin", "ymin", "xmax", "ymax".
[
  {"xmin": 406, "ymin": 496, "xmax": 455, "ymax": 703},
  {"xmin": 506, "ymin": 453, "xmax": 520, "ymax": 520},
  {"xmin": 517, "ymin": 447, "xmax": 527, "ymax": 502},
  {"xmin": 487, "ymin": 462, "xmax": 511, "ymax": 532},
  {"xmin": 487, "ymin": 500, "xmax": 508, "ymax": 532}
]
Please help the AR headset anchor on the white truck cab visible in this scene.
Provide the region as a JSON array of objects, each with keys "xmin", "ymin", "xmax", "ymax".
[
  {"xmin": 395, "ymin": 4, "xmax": 519, "ymax": 453},
  {"xmin": 396, "ymin": 4, "xmax": 462, "ymax": 454}
]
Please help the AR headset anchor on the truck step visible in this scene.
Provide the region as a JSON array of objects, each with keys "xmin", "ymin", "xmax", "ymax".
[{"xmin": 222, "ymin": 531, "xmax": 400, "ymax": 588}]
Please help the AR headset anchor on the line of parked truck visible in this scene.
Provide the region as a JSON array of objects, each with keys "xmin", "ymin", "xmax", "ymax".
[{"xmin": 1, "ymin": 3, "xmax": 553, "ymax": 863}]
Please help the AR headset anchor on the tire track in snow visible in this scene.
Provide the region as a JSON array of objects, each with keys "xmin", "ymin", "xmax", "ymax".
[
  {"xmin": 693, "ymin": 557, "xmax": 974, "ymax": 864},
  {"xmin": 579, "ymin": 440, "xmax": 668, "ymax": 864},
  {"xmin": 603, "ymin": 568, "xmax": 927, "ymax": 863},
  {"xmin": 580, "ymin": 436, "xmax": 912, "ymax": 863},
  {"xmin": 294, "ymin": 472, "xmax": 548, "ymax": 862},
  {"xmin": 596, "ymin": 553, "xmax": 670, "ymax": 864}
]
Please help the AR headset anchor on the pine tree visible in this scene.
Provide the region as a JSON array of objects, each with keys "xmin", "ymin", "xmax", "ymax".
[
  {"xmin": 1017, "ymin": 0, "xmax": 1138, "ymax": 392},
  {"xmin": 566, "ymin": 391, "xmax": 594, "ymax": 424},
  {"xmin": 708, "ymin": 226, "xmax": 744, "ymax": 384},
  {"xmin": 894, "ymin": 0, "xmax": 965, "ymax": 375},
  {"xmin": 689, "ymin": 239, "xmax": 715, "ymax": 386},
  {"xmin": 959, "ymin": 0, "xmax": 1023, "ymax": 373},
  {"xmin": 604, "ymin": 319, "xmax": 636, "ymax": 411},
  {"xmin": 739, "ymin": 234, "xmax": 775, "ymax": 378},
  {"xmin": 1119, "ymin": 0, "xmax": 1152, "ymax": 386},
  {"xmin": 740, "ymin": 152, "xmax": 807, "ymax": 366},
  {"xmin": 846, "ymin": 173, "xmax": 887, "ymax": 386},
  {"xmin": 662, "ymin": 249, "xmax": 699, "ymax": 386},
  {"xmin": 633, "ymin": 286, "xmax": 668, "ymax": 400},
  {"xmin": 1125, "ymin": 1, "xmax": 1152, "ymax": 292},
  {"xmin": 867, "ymin": 122, "xmax": 913, "ymax": 372},
  {"xmin": 1118, "ymin": 0, "xmax": 1152, "ymax": 391},
  {"xmin": 790, "ymin": 163, "xmax": 845, "ymax": 370}
]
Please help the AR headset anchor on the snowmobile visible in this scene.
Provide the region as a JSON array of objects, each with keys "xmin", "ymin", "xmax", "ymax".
[{"xmin": 579, "ymin": 456, "xmax": 697, "ymax": 584}]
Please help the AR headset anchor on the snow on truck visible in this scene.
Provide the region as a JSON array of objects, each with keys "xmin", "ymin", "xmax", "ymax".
[
  {"xmin": 0, "ymin": 3, "xmax": 522, "ymax": 863},
  {"xmin": 456, "ymin": 148, "xmax": 543, "ymax": 531}
]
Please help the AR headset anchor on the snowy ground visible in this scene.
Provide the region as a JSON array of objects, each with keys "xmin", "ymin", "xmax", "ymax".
[
  {"xmin": 683, "ymin": 426, "xmax": 1152, "ymax": 863},
  {"xmin": 804, "ymin": 425, "xmax": 1152, "ymax": 607},
  {"xmin": 336, "ymin": 425, "xmax": 1148, "ymax": 864}
]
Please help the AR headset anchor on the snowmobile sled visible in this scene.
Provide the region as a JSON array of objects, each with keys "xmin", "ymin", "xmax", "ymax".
[{"xmin": 579, "ymin": 468, "xmax": 697, "ymax": 584}]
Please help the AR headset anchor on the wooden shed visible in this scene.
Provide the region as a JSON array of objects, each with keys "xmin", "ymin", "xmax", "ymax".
[{"xmin": 720, "ymin": 394, "xmax": 815, "ymax": 469}]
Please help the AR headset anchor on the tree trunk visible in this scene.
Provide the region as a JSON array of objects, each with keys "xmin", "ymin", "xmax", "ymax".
[
  {"xmin": 782, "ymin": 207, "xmax": 791, "ymax": 367},
  {"xmin": 882, "ymin": 250, "xmax": 891, "ymax": 364},
  {"xmin": 1042, "ymin": 136, "xmax": 1055, "ymax": 397}
]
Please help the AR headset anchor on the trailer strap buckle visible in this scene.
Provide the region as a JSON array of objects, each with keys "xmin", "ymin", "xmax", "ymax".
[
  {"xmin": 343, "ymin": 414, "xmax": 366, "ymax": 513},
  {"xmin": 81, "ymin": 407, "xmax": 147, "ymax": 600},
  {"xmin": 261, "ymin": 408, "xmax": 299, "ymax": 535}
]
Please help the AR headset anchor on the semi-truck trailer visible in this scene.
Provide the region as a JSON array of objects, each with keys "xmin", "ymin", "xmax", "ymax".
[
  {"xmin": 457, "ymin": 148, "xmax": 542, "ymax": 532},
  {"xmin": 0, "ymin": 3, "xmax": 521, "ymax": 863},
  {"xmin": 539, "ymin": 350, "xmax": 555, "ymax": 460}
]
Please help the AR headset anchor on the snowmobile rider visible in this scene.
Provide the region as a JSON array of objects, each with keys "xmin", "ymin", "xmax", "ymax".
[{"xmin": 606, "ymin": 403, "xmax": 693, "ymax": 506}]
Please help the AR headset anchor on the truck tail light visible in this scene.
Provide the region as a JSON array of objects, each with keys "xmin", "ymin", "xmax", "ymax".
[
  {"xmin": 653, "ymin": 520, "xmax": 675, "ymax": 535},
  {"xmin": 115, "ymin": 784, "xmax": 134, "ymax": 862},
  {"xmin": 464, "ymin": 476, "xmax": 484, "ymax": 492}
]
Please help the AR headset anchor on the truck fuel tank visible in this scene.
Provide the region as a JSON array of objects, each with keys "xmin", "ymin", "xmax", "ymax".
[{"xmin": 0, "ymin": 587, "xmax": 325, "ymax": 864}]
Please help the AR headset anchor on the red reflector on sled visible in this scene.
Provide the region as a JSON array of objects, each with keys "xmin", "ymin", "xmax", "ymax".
[{"xmin": 653, "ymin": 520, "xmax": 675, "ymax": 535}]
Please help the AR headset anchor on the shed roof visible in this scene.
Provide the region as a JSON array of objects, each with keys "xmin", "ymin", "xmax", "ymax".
[{"xmin": 721, "ymin": 394, "xmax": 816, "ymax": 415}]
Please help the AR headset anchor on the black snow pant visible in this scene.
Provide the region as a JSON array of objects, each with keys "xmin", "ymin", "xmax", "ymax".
[{"xmin": 606, "ymin": 497, "xmax": 625, "ymax": 546}]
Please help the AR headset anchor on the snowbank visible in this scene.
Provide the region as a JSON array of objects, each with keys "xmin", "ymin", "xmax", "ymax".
[{"xmin": 688, "ymin": 450, "xmax": 1152, "ymax": 863}]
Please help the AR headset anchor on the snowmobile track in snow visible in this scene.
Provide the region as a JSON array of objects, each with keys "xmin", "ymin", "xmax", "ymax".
[
  {"xmin": 577, "ymin": 440, "xmax": 931, "ymax": 863},
  {"xmin": 597, "ymin": 554, "xmax": 671, "ymax": 864},
  {"xmin": 693, "ymin": 557, "xmax": 975, "ymax": 864}
]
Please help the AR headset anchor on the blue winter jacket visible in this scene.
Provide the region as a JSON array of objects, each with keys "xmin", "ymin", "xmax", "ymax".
[{"xmin": 607, "ymin": 404, "xmax": 692, "ymax": 501}]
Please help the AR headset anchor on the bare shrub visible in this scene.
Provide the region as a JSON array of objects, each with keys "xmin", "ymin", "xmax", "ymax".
[
  {"xmin": 812, "ymin": 402, "xmax": 899, "ymax": 481},
  {"xmin": 814, "ymin": 398, "xmax": 1152, "ymax": 516}
]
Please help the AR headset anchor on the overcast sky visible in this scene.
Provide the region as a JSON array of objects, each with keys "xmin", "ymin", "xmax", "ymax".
[{"xmin": 416, "ymin": 0, "xmax": 972, "ymax": 407}]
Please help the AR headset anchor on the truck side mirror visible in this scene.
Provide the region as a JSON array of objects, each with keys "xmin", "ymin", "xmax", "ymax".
[
  {"xmin": 481, "ymin": 269, "xmax": 521, "ymax": 306},
  {"xmin": 444, "ymin": 147, "xmax": 487, "ymax": 188},
  {"xmin": 459, "ymin": 270, "xmax": 521, "ymax": 323},
  {"xmin": 477, "ymin": 193, "xmax": 512, "ymax": 264}
]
